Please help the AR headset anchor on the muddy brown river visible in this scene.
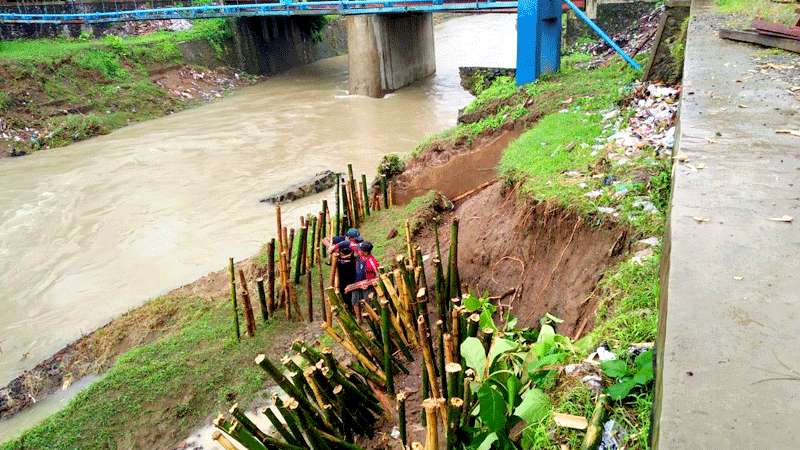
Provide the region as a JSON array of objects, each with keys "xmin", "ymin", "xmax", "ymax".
[{"xmin": 0, "ymin": 13, "xmax": 515, "ymax": 439}]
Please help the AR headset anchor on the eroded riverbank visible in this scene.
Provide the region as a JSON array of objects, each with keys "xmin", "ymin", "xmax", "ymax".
[{"xmin": 0, "ymin": 13, "xmax": 517, "ymax": 441}]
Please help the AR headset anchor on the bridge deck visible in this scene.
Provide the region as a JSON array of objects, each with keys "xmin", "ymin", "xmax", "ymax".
[{"xmin": 0, "ymin": 0, "xmax": 582, "ymax": 24}]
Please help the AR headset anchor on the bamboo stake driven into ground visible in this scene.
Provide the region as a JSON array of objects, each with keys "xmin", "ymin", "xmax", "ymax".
[
  {"xmin": 238, "ymin": 269, "xmax": 256, "ymax": 337},
  {"xmin": 228, "ymin": 257, "xmax": 240, "ymax": 342}
]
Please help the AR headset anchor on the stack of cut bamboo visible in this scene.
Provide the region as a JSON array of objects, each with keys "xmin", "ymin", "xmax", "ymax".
[{"xmin": 213, "ymin": 344, "xmax": 381, "ymax": 449}]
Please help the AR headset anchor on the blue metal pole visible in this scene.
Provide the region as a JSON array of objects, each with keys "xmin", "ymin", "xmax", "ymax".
[{"xmin": 561, "ymin": 0, "xmax": 642, "ymax": 71}]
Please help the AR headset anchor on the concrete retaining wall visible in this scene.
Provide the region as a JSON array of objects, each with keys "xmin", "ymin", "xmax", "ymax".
[
  {"xmin": 566, "ymin": 0, "xmax": 659, "ymax": 47},
  {"xmin": 229, "ymin": 16, "xmax": 347, "ymax": 76}
]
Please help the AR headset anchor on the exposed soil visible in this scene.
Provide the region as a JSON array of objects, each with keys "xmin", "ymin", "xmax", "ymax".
[{"xmin": 0, "ymin": 61, "xmax": 255, "ymax": 158}]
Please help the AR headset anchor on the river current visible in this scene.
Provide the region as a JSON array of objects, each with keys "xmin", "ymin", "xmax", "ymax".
[{"xmin": 0, "ymin": 14, "xmax": 516, "ymax": 394}]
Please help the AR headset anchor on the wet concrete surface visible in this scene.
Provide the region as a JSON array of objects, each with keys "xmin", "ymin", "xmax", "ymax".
[{"xmin": 654, "ymin": 0, "xmax": 800, "ymax": 448}]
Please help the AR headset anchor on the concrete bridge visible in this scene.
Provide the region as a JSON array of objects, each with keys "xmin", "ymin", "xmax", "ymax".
[{"xmin": 1, "ymin": 0, "xmax": 596, "ymax": 97}]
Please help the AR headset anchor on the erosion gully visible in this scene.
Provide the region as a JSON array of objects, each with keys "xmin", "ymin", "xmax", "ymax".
[{"xmin": 0, "ymin": 14, "xmax": 515, "ymax": 440}]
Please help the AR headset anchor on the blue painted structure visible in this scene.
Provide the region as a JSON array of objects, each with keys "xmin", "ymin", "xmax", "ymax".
[
  {"xmin": 515, "ymin": 0, "xmax": 561, "ymax": 85},
  {"xmin": 0, "ymin": 0, "xmax": 518, "ymax": 24},
  {"xmin": 1, "ymin": 0, "xmax": 639, "ymax": 85}
]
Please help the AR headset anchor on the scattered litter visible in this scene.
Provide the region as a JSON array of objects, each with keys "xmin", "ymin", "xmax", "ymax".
[
  {"xmin": 390, "ymin": 426, "xmax": 400, "ymax": 439},
  {"xmin": 776, "ymin": 129, "xmax": 800, "ymax": 137},
  {"xmin": 633, "ymin": 199, "xmax": 658, "ymax": 213},
  {"xmin": 768, "ymin": 215, "xmax": 793, "ymax": 222},
  {"xmin": 598, "ymin": 420, "xmax": 628, "ymax": 450},
  {"xmin": 638, "ymin": 237, "xmax": 660, "ymax": 247},
  {"xmin": 595, "ymin": 345, "xmax": 617, "ymax": 362},
  {"xmin": 581, "ymin": 374, "xmax": 604, "ymax": 392},
  {"xmin": 675, "ymin": 153, "xmax": 689, "ymax": 162},
  {"xmin": 585, "ymin": 190, "xmax": 604, "ymax": 199},
  {"xmin": 602, "ymin": 109, "xmax": 620, "ymax": 122},
  {"xmin": 554, "ymin": 413, "xmax": 589, "ymax": 430},
  {"xmin": 627, "ymin": 343, "xmax": 654, "ymax": 357},
  {"xmin": 692, "ymin": 216, "xmax": 711, "ymax": 223},
  {"xmin": 738, "ymin": 104, "xmax": 749, "ymax": 109},
  {"xmin": 632, "ymin": 247, "xmax": 654, "ymax": 264},
  {"xmin": 598, "ymin": 206, "xmax": 616, "ymax": 215},
  {"xmin": 733, "ymin": 276, "xmax": 744, "ymax": 281}
]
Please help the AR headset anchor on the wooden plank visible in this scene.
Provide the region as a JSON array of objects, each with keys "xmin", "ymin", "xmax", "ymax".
[{"xmin": 719, "ymin": 29, "xmax": 800, "ymax": 54}]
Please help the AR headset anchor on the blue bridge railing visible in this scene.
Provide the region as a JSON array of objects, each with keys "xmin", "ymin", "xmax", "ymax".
[{"xmin": 0, "ymin": 0, "xmax": 526, "ymax": 23}]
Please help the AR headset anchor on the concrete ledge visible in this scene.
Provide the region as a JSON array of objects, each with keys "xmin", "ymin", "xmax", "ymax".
[{"xmin": 653, "ymin": 0, "xmax": 800, "ymax": 448}]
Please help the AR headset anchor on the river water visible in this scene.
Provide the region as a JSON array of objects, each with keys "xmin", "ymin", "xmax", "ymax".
[{"xmin": 0, "ymin": 13, "xmax": 515, "ymax": 401}]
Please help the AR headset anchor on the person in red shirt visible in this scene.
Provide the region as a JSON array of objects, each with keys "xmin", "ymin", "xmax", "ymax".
[{"xmin": 350, "ymin": 241, "xmax": 380, "ymax": 322}]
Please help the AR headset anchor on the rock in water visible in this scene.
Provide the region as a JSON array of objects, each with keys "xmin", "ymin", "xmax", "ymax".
[{"xmin": 261, "ymin": 170, "xmax": 338, "ymax": 204}]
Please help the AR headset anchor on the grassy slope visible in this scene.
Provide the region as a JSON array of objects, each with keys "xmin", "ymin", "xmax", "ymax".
[
  {"xmin": 413, "ymin": 53, "xmax": 667, "ymax": 449},
  {"xmin": 0, "ymin": 19, "xmax": 233, "ymax": 152},
  {"xmin": 1, "ymin": 295, "xmax": 303, "ymax": 449},
  {"xmin": 1, "ymin": 195, "xmax": 440, "ymax": 449}
]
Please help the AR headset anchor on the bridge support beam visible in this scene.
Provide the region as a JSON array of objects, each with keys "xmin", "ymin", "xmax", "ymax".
[
  {"xmin": 346, "ymin": 13, "xmax": 436, "ymax": 98},
  {"xmin": 516, "ymin": 0, "xmax": 562, "ymax": 85}
]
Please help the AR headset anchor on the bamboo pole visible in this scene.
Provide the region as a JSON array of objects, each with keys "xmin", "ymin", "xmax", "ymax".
[
  {"xmin": 293, "ymin": 226, "xmax": 305, "ymax": 284},
  {"xmin": 480, "ymin": 327, "xmax": 494, "ymax": 353},
  {"xmin": 320, "ymin": 201, "xmax": 328, "ymax": 258},
  {"xmin": 230, "ymin": 403, "xmax": 268, "ymax": 443},
  {"xmin": 276, "ymin": 205, "xmax": 284, "ymax": 257},
  {"xmin": 421, "ymin": 359, "xmax": 429, "ymax": 427},
  {"xmin": 228, "ymin": 257, "xmax": 240, "ymax": 342},
  {"xmin": 467, "ymin": 314, "xmax": 480, "ymax": 338},
  {"xmin": 288, "ymin": 228, "xmax": 295, "ymax": 274},
  {"xmin": 404, "ymin": 220, "xmax": 413, "ymax": 263},
  {"xmin": 422, "ymin": 398, "xmax": 440, "ymax": 450},
  {"xmin": 238, "ymin": 269, "xmax": 257, "ymax": 337},
  {"xmin": 581, "ymin": 394, "xmax": 609, "ymax": 450},
  {"xmin": 380, "ymin": 300, "xmax": 394, "ymax": 395},
  {"xmin": 335, "ymin": 176, "xmax": 341, "ymax": 236},
  {"xmin": 280, "ymin": 251, "xmax": 292, "ymax": 320},
  {"xmin": 318, "ymin": 244, "xmax": 327, "ymax": 324},
  {"xmin": 445, "ymin": 363, "xmax": 462, "ymax": 400},
  {"xmin": 444, "ymin": 333, "xmax": 455, "ymax": 365},
  {"xmin": 381, "ymin": 175, "xmax": 389, "ymax": 209},
  {"xmin": 311, "ymin": 215, "xmax": 318, "ymax": 268},
  {"xmin": 254, "ymin": 354, "xmax": 328, "ymax": 430},
  {"xmin": 321, "ymin": 322, "xmax": 386, "ymax": 384},
  {"xmin": 341, "ymin": 181, "xmax": 351, "ymax": 232},
  {"xmin": 361, "ymin": 174, "xmax": 370, "ymax": 217},
  {"xmin": 418, "ymin": 316, "xmax": 447, "ymax": 429},
  {"xmin": 347, "ymin": 163, "xmax": 359, "ymax": 227},
  {"xmin": 448, "ymin": 219, "xmax": 461, "ymax": 299},
  {"xmin": 436, "ymin": 320, "xmax": 447, "ymax": 399},
  {"xmin": 263, "ymin": 406, "xmax": 300, "ymax": 446},
  {"xmin": 447, "ymin": 397, "xmax": 464, "ymax": 450},
  {"xmin": 388, "ymin": 183, "xmax": 394, "ymax": 207},
  {"xmin": 306, "ymin": 259, "xmax": 313, "ymax": 324},
  {"xmin": 211, "ymin": 430, "xmax": 237, "ymax": 450},
  {"xmin": 433, "ymin": 257, "xmax": 447, "ymax": 327},
  {"xmin": 268, "ymin": 239, "xmax": 275, "ymax": 314},
  {"xmin": 397, "ymin": 391, "xmax": 408, "ymax": 447},
  {"xmin": 256, "ymin": 277, "xmax": 268, "ymax": 322}
]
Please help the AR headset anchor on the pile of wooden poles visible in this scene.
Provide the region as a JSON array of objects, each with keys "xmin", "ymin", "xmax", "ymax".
[
  {"xmin": 336, "ymin": 163, "xmax": 393, "ymax": 234},
  {"xmin": 226, "ymin": 165, "xmax": 394, "ymax": 341},
  {"xmin": 318, "ymin": 215, "xmax": 478, "ymax": 449},
  {"xmin": 212, "ymin": 342, "xmax": 382, "ymax": 450}
]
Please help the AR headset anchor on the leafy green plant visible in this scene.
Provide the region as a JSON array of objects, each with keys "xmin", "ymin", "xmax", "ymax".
[
  {"xmin": 377, "ymin": 153, "xmax": 405, "ymax": 178},
  {"xmin": 601, "ymin": 350, "xmax": 654, "ymax": 400},
  {"xmin": 74, "ymin": 49, "xmax": 129, "ymax": 81}
]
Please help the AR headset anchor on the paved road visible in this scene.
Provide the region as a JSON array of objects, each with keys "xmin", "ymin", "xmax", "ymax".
[{"xmin": 655, "ymin": 0, "xmax": 800, "ymax": 448}]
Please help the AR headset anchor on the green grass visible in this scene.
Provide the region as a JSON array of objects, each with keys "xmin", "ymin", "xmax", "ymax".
[
  {"xmin": 1, "ymin": 295, "xmax": 303, "ymax": 450},
  {"xmin": 0, "ymin": 19, "xmax": 229, "ymax": 64},
  {"xmin": 716, "ymin": 0, "xmax": 798, "ymax": 23},
  {"xmin": 0, "ymin": 19, "xmax": 238, "ymax": 153},
  {"xmin": 494, "ymin": 54, "xmax": 669, "ymax": 237}
]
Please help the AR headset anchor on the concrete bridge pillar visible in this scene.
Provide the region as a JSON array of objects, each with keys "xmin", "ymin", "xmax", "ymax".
[{"xmin": 346, "ymin": 13, "xmax": 436, "ymax": 98}]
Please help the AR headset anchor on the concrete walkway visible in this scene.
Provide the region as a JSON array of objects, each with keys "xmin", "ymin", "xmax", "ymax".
[{"xmin": 654, "ymin": 0, "xmax": 800, "ymax": 448}]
